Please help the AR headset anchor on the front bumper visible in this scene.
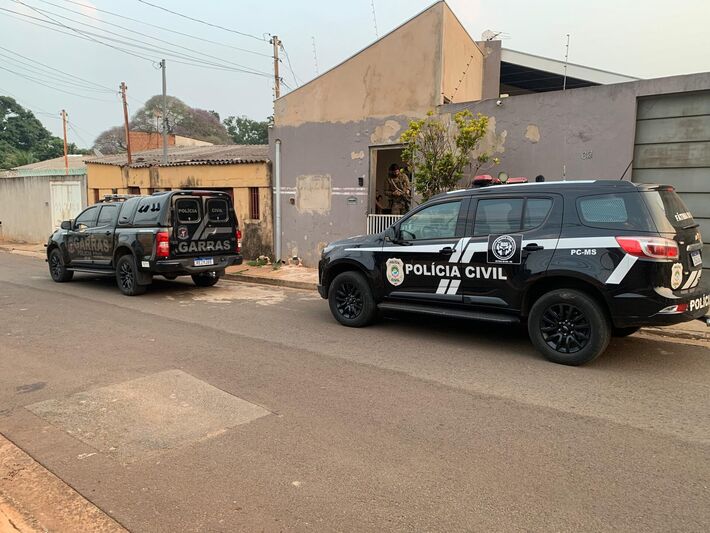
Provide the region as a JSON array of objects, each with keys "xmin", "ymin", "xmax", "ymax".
[
  {"xmin": 146, "ymin": 254, "xmax": 242, "ymax": 275},
  {"xmin": 611, "ymin": 283, "xmax": 710, "ymax": 327}
]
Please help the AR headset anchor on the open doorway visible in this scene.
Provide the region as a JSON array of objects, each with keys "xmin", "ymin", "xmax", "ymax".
[{"xmin": 368, "ymin": 145, "xmax": 411, "ymax": 215}]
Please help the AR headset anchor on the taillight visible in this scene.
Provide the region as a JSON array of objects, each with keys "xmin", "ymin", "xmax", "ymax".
[
  {"xmin": 236, "ymin": 229, "xmax": 242, "ymax": 253},
  {"xmin": 156, "ymin": 231, "xmax": 170, "ymax": 258},
  {"xmin": 616, "ymin": 236, "xmax": 679, "ymax": 261}
]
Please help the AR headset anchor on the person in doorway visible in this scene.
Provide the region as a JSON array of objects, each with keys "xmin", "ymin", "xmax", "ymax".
[{"xmin": 389, "ymin": 166, "xmax": 411, "ymax": 215}]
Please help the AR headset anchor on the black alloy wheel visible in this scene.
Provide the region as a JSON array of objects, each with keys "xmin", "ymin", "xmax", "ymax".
[
  {"xmin": 540, "ymin": 303, "xmax": 591, "ymax": 354},
  {"xmin": 335, "ymin": 280, "xmax": 364, "ymax": 320},
  {"xmin": 48, "ymin": 249, "xmax": 73, "ymax": 282},
  {"xmin": 118, "ymin": 260, "xmax": 135, "ymax": 292},
  {"xmin": 327, "ymin": 271, "xmax": 377, "ymax": 327},
  {"xmin": 115, "ymin": 255, "xmax": 147, "ymax": 296}
]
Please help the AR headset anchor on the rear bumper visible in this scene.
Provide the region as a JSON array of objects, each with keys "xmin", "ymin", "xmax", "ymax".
[
  {"xmin": 611, "ymin": 283, "xmax": 710, "ymax": 327},
  {"xmin": 147, "ymin": 254, "xmax": 242, "ymax": 275}
]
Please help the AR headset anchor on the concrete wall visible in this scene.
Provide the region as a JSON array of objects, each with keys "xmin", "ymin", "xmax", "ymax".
[
  {"xmin": 0, "ymin": 174, "xmax": 87, "ymax": 243},
  {"xmin": 274, "ymin": 3, "xmax": 445, "ymax": 127},
  {"xmin": 86, "ymin": 163, "xmax": 273, "ymax": 258},
  {"xmin": 271, "ymin": 115, "xmax": 413, "ymax": 264},
  {"xmin": 441, "ymin": 7, "xmax": 484, "ymax": 103},
  {"xmin": 441, "ymin": 72, "xmax": 710, "ymax": 182}
]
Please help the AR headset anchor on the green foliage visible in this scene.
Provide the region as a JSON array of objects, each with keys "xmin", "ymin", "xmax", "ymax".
[
  {"xmin": 0, "ymin": 96, "xmax": 82, "ymax": 170},
  {"xmin": 223, "ymin": 115, "xmax": 269, "ymax": 145},
  {"xmin": 401, "ymin": 110, "xmax": 496, "ymax": 201},
  {"xmin": 93, "ymin": 95, "xmax": 232, "ymax": 153}
]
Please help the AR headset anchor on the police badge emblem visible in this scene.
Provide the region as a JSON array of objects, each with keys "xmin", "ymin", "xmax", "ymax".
[
  {"xmin": 671, "ymin": 262, "xmax": 683, "ymax": 290},
  {"xmin": 386, "ymin": 258, "xmax": 405, "ymax": 286},
  {"xmin": 177, "ymin": 226, "xmax": 189, "ymax": 240}
]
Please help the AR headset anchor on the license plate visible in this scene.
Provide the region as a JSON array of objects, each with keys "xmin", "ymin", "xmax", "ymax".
[
  {"xmin": 691, "ymin": 250, "xmax": 702, "ymax": 267},
  {"xmin": 193, "ymin": 257, "xmax": 214, "ymax": 267}
]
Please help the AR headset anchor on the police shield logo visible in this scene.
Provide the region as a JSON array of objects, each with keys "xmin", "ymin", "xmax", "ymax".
[
  {"xmin": 671, "ymin": 262, "xmax": 683, "ymax": 290},
  {"xmin": 487, "ymin": 234, "xmax": 522, "ymax": 264},
  {"xmin": 386, "ymin": 258, "xmax": 405, "ymax": 286},
  {"xmin": 177, "ymin": 226, "xmax": 189, "ymax": 240}
]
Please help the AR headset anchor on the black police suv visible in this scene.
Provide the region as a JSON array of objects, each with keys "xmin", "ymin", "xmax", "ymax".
[
  {"xmin": 318, "ymin": 180, "xmax": 709, "ymax": 365},
  {"xmin": 46, "ymin": 190, "xmax": 242, "ymax": 295}
]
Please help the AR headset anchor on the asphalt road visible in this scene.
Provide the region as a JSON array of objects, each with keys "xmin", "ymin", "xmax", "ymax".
[{"xmin": 1, "ymin": 251, "xmax": 708, "ymax": 532}]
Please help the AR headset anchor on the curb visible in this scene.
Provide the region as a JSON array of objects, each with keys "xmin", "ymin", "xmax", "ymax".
[
  {"xmin": 0, "ymin": 245, "xmax": 45, "ymax": 260},
  {"xmin": 640, "ymin": 326, "xmax": 708, "ymax": 343},
  {"xmin": 223, "ymin": 272, "xmax": 317, "ymax": 291}
]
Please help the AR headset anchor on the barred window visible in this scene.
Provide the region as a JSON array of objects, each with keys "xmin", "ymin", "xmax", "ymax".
[{"xmin": 249, "ymin": 187, "xmax": 260, "ymax": 220}]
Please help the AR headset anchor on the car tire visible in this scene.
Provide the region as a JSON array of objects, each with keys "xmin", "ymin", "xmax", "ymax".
[
  {"xmin": 612, "ymin": 326, "xmax": 640, "ymax": 337},
  {"xmin": 328, "ymin": 271, "xmax": 377, "ymax": 327},
  {"xmin": 192, "ymin": 271, "xmax": 220, "ymax": 287},
  {"xmin": 116, "ymin": 255, "xmax": 148, "ymax": 296},
  {"xmin": 48, "ymin": 248, "xmax": 73, "ymax": 282},
  {"xmin": 528, "ymin": 289, "xmax": 611, "ymax": 366}
]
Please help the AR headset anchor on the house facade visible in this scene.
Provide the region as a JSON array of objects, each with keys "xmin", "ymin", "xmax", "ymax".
[{"xmin": 269, "ymin": 1, "xmax": 709, "ymax": 267}]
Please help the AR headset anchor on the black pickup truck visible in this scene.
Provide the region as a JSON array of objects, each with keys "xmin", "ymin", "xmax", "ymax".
[{"xmin": 46, "ymin": 190, "xmax": 242, "ymax": 295}]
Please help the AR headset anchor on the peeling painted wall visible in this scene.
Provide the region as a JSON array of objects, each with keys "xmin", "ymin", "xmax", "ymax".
[{"xmin": 442, "ymin": 72, "xmax": 710, "ymax": 182}]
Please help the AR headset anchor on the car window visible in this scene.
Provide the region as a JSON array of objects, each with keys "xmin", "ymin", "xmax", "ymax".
[
  {"xmin": 97, "ymin": 205, "xmax": 118, "ymax": 226},
  {"xmin": 74, "ymin": 206, "xmax": 98, "ymax": 229},
  {"xmin": 175, "ymin": 198, "xmax": 202, "ymax": 224},
  {"xmin": 522, "ymin": 198, "xmax": 553, "ymax": 230},
  {"xmin": 206, "ymin": 198, "xmax": 229, "ymax": 222},
  {"xmin": 399, "ymin": 201, "xmax": 461, "ymax": 241},
  {"xmin": 133, "ymin": 197, "xmax": 164, "ymax": 226},
  {"xmin": 473, "ymin": 198, "xmax": 523, "ymax": 236},
  {"xmin": 577, "ymin": 193, "xmax": 655, "ymax": 231},
  {"xmin": 118, "ymin": 197, "xmax": 141, "ymax": 225}
]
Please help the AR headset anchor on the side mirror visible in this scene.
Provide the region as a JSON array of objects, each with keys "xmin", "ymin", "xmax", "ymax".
[
  {"xmin": 384, "ymin": 226, "xmax": 398, "ymax": 242},
  {"xmin": 60, "ymin": 220, "xmax": 72, "ymax": 230}
]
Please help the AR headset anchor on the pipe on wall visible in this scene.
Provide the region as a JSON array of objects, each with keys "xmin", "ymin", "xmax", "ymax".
[{"xmin": 274, "ymin": 139, "xmax": 282, "ymax": 263}]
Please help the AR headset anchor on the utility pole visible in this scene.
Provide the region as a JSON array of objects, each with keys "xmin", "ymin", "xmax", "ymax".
[
  {"xmin": 160, "ymin": 59, "xmax": 168, "ymax": 164},
  {"xmin": 120, "ymin": 82, "xmax": 132, "ymax": 164},
  {"xmin": 60, "ymin": 109, "xmax": 68, "ymax": 176},
  {"xmin": 270, "ymin": 35, "xmax": 281, "ymax": 99}
]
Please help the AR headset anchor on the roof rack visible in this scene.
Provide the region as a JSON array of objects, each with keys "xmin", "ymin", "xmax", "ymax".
[{"xmin": 100, "ymin": 194, "xmax": 138, "ymax": 203}]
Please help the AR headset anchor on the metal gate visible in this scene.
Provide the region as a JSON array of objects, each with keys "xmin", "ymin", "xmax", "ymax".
[
  {"xmin": 632, "ymin": 91, "xmax": 710, "ymax": 269},
  {"xmin": 49, "ymin": 181, "xmax": 83, "ymax": 230}
]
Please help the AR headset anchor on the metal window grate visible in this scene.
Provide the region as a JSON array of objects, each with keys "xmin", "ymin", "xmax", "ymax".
[{"xmin": 249, "ymin": 187, "xmax": 260, "ymax": 220}]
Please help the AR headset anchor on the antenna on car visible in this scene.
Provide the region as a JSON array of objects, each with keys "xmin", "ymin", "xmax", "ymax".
[{"xmin": 619, "ymin": 160, "xmax": 633, "ymax": 180}]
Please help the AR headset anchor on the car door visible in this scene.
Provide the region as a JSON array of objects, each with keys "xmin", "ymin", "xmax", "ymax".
[
  {"xmin": 88, "ymin": 204, "xmax": 119, "ymax": 266},
  {"xmin": 376, "ymin": 197, "xmax": 469, "ymax": 303},
  {"xmin": 461, "ymin": 194, "xmax": 562, "ymax": 311},
  {"xmin": 66, "ymin": 205, "xmax": 99, "ymax": 265}
]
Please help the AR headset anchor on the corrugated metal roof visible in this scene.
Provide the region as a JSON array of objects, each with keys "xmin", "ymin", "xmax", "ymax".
[
  {"xmin": 86, "ymin": 144, "xmax": 269, "ymax": 168},
  {"xmin": 10, "ymin": 154, "xmax": 90, "ymax": 171}
]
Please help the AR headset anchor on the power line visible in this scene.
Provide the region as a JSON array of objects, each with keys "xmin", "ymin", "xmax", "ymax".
[
  {"xmin": 1, "ymin": 7, "xmax": 273, "ymax": 79},
  {"xmin": 0, "ymin": 65, "xmax": 115, "ymax": 102},
  {"xmin": 0, "ymin": 51, "xmax": 116, "ymax": 94},
  {"xmin": 60, "ymin": 0, "xmax": 272, "ymax": 58},
  {"xmin": 136, "ymin": 0, "xmax": 267, "ymax": 42},
  {"xmin": 9, "ymin": 0, "xmax": 156, "ymax": 63},
  {"xmin": 280, "ymin": 43, "xmax": 301, "ymax": 87},
  {"xmin": 311, "ymin": 36, "xmax": 319, "ymax": 75},
  {"xmin": 370, "ymin": 0, "xmax": 379, "ymax": 38},
  {"xmin": 0, "ymin": 44, "xmax": 115, "ymax": 92},
  {"xmin": 35, "ymin": 0, "xmax": 272, "ymax": 76}
]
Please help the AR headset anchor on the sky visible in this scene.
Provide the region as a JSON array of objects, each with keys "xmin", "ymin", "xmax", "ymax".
[{"xmin": 1, "ymin": 0, "xmax": 709, "ymax": 148}]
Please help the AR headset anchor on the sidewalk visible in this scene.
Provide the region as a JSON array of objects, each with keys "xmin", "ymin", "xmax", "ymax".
[
  {"xmin": 0, "ymin": 434, "xmax": 126, "ymax": 532},
  {"xmin": 224, "ymin": 263, "xmax": 318, "ymax": 290}
]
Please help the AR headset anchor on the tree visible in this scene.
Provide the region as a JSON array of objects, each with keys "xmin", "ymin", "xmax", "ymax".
[
  {"xmin": 93, "ymin": 126, "xmax": 127, "ymax": 155},
  {"xmin": 129, "ymin": 95, "xmax": 231, "ymax": 144},
  {"xmin": 0, "ymin": 96, "xmax": 83, "ymax": 169},
  {"xmin": 400, "ymin": 110, "xmax": 498, "ymax": 201},
  {"xmin": 223, "ymin": 115, "xmax": 269, "ymax": 144}
]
